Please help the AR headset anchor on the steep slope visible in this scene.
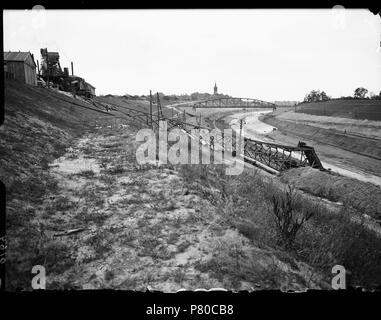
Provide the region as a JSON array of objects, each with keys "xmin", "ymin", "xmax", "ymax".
[
  {"xmin": 2, "ymin": 80, "xmax": 380, "ymax": 291},
  {"xmin": 1, "ymin": 80, "xmax": 113, "ymax": 196},
  {"xmin": 295, "ymin": 99, "xmax": 381, "ymax": 121}
]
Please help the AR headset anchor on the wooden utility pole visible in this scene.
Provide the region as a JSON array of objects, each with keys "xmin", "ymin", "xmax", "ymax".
[
  {"xmin": 46, "ymin": 49, "xmax": 50, "ymax": 88},
  {"xmin": 156, "ymin": 92, "xmax": 163, "ymax": 121},
  {"xmin": 222, "ymin": 131, "xmax": 224, "ymax": 152},
  {"xmin": 239, "ymin": 119, "xmax": 244, "ymax": 155},
  {"xmin": 36, "ymin": 60, "xmax": 40, "ymax": 76},
  {"xmin": 149, "ymin": 90, "xmax": 153, "ymax": 127}
]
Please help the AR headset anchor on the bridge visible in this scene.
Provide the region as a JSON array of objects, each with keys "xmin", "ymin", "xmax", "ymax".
[{"xmin": 190, "ymin": 97, "xmax": 277, "ymax": 109}]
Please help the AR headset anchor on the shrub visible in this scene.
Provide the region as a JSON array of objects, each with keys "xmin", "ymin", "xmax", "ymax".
[
  {"xmin": 295, "ymin": 206, "xmax": 381, "ymax": 289},
  {"xmin": 271, "ymin": 185, "xmax": 314, "ymax": 249}
]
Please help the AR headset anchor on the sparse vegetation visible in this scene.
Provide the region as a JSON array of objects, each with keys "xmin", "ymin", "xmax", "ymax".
[
  {"xmin": 280, "ymin": 167, "xmax": 381, "ymax": 220},
  {"xmin": 294, "ymin": 99, "xmax": 381, "ymax": 121},
  {"xmin": 84, "ymin": 230, "xmax": 113, "ymax": 259},
  {"xmin": 4, "ymin": 79, "xmax": 380, "ymax": 291},
  {"xmin": 179, "ymin": 163, "xmax": 381, "ymax": 289},
  {"xmin": 271, "ymin": 185, "xmax": 314, "ymax": 249}
]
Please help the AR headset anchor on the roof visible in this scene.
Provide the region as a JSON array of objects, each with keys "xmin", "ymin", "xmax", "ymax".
[
  {"xmin": 86, "ymin": 82, "xmax": 96, "ymax": 89},
  {"xmin": 4, "ymin": 51, "xmax": 36, "ymax": 67}
]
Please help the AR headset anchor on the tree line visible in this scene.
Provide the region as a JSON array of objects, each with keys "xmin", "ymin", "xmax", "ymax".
[{"xmin": 304, "ymin": 87, "xmax": 381, "ymax": 102}]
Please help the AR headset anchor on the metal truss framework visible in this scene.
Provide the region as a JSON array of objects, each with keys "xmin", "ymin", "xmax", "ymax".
[
  {"xmin": 243, "ymin": 139, "xmax": 323, "ymax": 171},
  {"xmin": 207, "ymin": 132, "xmax": 323, "ymax": 172},
  {"xmin": 191, "ymin": 97, "xmax": 277, "ymax": 109}
]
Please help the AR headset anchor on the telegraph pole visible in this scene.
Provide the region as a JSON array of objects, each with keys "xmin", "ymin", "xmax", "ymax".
[
  {"xmin": 46, "ymin": 49, "xmax": 50, "ymax": 88},
  {"xmin": 149, "ymin": 90, "xmax": 153, "ymax": 127},
  {"xmin": 239, "ymin": 119, "xmax": 244, "ymax": 156},
  {"xmin": 36, "ymin": 60, "xmax": 40, "ymax": 77},
  {"xmin": 156, "ymin": 92, "xmax": 163, "ymax": 121}
]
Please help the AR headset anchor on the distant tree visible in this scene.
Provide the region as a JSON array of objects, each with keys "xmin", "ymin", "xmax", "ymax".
[
  {"xmin": 191, "ymin": 92, "xmax": 199, "ymax": 101},
  {"xmin": 354, "ymin": 87, "xmax": 368, "ymax": 99},
  {"xmin": 320, "ymin": 91, "xmax": 330, "ymax": 101},
  {"xmin": 304, "ymin": 90, "xmax": 330, "ymax": 103},
  {"xmin": 304, "ymin": 90, "xmax": 318, "ymax": 102}
]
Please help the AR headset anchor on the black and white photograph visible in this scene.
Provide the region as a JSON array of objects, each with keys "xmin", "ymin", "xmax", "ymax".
[{"xmin": 1, "ymin": 6, "xmax": 381, "ymax": 293}]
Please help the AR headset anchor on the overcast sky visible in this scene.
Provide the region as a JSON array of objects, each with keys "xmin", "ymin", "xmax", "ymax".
[{"xmin": 4, "ymin": 9, "xmax": 381, "ymax": 101}]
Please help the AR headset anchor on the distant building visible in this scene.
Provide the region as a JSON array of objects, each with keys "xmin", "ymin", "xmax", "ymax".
[
  {"xmin": 85, "ymin": 82, "xmax": 96, "ymax": 97},
  {"xmin": 213, "ymin": 82, "xmax": 218, "ymax": 95},
  {"xmin": 4, "ymin": 51, "xmax": 37, "ymax": 86}
]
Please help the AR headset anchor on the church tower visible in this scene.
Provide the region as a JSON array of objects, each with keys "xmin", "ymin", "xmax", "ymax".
[{"xmin": 213, "ymin": 82, "xmax": 218, "ymax": 95}]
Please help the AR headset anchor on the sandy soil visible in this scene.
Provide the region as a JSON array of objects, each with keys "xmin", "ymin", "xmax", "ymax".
[{"xmin": 31, "ymin": 124, "xmax": 325, "ymax": 291}]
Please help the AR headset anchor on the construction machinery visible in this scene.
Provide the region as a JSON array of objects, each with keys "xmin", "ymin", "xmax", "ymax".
[{"xmin": 39, "ymin": 48, "xmax": 95, "ymax": 97}]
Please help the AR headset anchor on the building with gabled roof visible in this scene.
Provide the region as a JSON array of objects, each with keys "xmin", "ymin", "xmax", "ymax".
[{"xmin": 4, "ymin": 51, "xmax": 37, "ymax": 86}]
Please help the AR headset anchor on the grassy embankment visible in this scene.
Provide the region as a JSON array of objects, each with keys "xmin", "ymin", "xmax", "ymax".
[
  {"xmin": 2, "ymin": 80, "xmax": 380, "ymax": 290},
  {"xmin": 295, "ymin": 99, "xmax": 381, "ymax": 121},
  {"xmin": 1, "ymin": 80, "xmax": 135, "ymax": 289},
  {"xmin": 178, "ymin": 163, "xmax": 381, "ymax": 289}
]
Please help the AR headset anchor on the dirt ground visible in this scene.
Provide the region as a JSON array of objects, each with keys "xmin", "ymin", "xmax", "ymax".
[
  {"xmin": 4, "ymin": 83, "xmax": 381, "ymax": 291},
  {"xmin": 22, "ymin": 124, "xmax": 326, "ymax": 291},
  {"xmin": 3, "ymin": 81, "xmax": 330, "ymax": 291}
]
